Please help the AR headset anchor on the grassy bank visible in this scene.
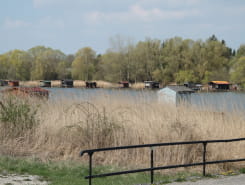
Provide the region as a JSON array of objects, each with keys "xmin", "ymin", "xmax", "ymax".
[
  {"xmin": 0, "ymin": 92, "xmax": 244, "ymax": 175},
  {"xmin": 0, "ymin": 156, "xmax": 202, "ymax": 185},
  {"xmin": 0, "ymin": 156, "xmax": 244, "ymax": 185}
]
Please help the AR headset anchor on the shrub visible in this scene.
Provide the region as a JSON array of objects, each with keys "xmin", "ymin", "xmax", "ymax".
[{"xmin": 0, "ymin": 95, "xmax": 39, "ymax": 137}]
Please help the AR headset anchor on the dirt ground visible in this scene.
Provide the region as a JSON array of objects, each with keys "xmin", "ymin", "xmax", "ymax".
[
  {"xmin": 169, "ymin": 174, "xmax": 245, "ymax": 185},
  {"xmin": 0, "ymin": 173, "xmax": 49, "ymax": 185}
]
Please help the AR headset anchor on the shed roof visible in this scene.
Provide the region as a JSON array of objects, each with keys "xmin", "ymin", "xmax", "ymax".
[
  {"xmin": 144, "ymin": 81, "xmax": 159, "ymax": 84},
  {"xmin": 209, "ymin": 81, "xmax": 230, "ymax": 85},
  {"xmin": 166, "ymin": 85, "xmax": 194, "ymax": 93},
  {"xmin": 61, "ymin": 79, "xmax": 73, "ymax": 82}
]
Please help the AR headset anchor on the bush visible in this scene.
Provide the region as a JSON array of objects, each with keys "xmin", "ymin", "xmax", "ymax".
[
  {"xmin": 0, "ymin": 96, "xmax": 39, "ymax": 137},
  {"xmin": 240, "ymin": 168, "xmax": 245, "ymax": 174}
]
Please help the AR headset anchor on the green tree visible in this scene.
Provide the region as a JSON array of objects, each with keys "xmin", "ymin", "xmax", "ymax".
[
  {"xmin": 230, "ymin": 56, "xmax": 245, "ymax": 88},
  {"xmin": 71, "ymin": 47, "xmax": 96, "ymax": 80},
  {"xmin": 236, "ymin": 45, "xmax": 245, "ymax": 57},
  {"xmin": 1, "ymin": 50, "xmax": 32, "ymax": 80},
  {"xmin": 175, "ymin": 70, "xmax": 198, "ymax": 84},
  {"xmin": 97, "ymin": 51, "xmax": 127, "ymax": 82},
  {"xmin": 200, "ymin": 38, "xmax": 231, "ymax": 83},
  {"xmin": 29, "ymin": 46, "xmax": 66, "ymax": 80},
  {"xmin": 0, "ymin": 54, "xmax": 10, "ymax": 79},
  {"xmin": 56, "ymin": 61, "xmax": 71, "ymax": 79},
  {"xmin": 159, "ymin": 37, "xmax": 192, "ymax": 84},
  {"xmin": 132, "ymin": 39, "xmax": 162, "ymax": 82},
  {"xmin": 106, "ymin": 35, "xmax": 137, "ymax": 82}
]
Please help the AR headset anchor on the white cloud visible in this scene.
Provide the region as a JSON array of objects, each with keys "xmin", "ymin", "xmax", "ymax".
[
  {"xmin": 3, "ymin": 16, "xmax": 65, "ymax": 31},
  {"xmin": 4, "ymin": 18, "xmax": 30, "ymax": 29},
  {"xmin": 130, "ymin": 5, "xmax": 199, "ymax": 20},
  {"xmin": 84, "ymin": 4, "xmax": 199, "ymax": 23}
]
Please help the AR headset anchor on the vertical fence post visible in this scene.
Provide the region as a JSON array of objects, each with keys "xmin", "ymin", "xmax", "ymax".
[
  {"xmin": 150, "ymin": 147, "xmax": 154, "ymax": 184},
  {"xmin": 202, "ymin": 142, "xmax": 207, "ymax": 176},
  {"xmin": 88, "ymin": 151, "xmax": 94, "ymax": 185}
]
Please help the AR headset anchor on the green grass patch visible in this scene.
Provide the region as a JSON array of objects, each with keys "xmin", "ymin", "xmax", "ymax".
[
  {"xmin": 0, "ymin": 156, "xmax": 209, "ymax": 185},
  {"xmin": 239, "ymin": 168, "xmax": 245, "ymax": 174},
  {"xmin": 0, "ymin": 156, "xmax": 168, "ymax": 185}
]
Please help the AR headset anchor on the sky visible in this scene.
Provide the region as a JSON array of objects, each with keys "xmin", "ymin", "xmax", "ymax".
[{"xmin": 0, "ymin": 0, "xmax": 245, "ymax": 55}]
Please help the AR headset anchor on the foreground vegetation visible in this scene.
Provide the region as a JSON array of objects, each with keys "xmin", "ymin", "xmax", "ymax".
[
  {"xmin": 0, "ymin": 156, "xmax": 157, "ymax": 185},
  {"xmin": 1, "ymin": 35, "xmax": 245, "ymax": 87},
  {"xmin": 0, "ymin": 93, "xmax": 244, "ymax": 184},
  {"xmin": 0, "ymin": 156, "xmax": 244, "ymax": 185}
]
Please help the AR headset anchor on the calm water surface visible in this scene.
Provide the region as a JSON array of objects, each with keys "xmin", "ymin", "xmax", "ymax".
[
  {"xmin": 47, "ymin": 88, "xmax": 245, "ymax": 112},
  {"xmin": 1, "ymin": 87, "xmax": 245, "ymax": 112},
  {"xmin": 191, "ymin": 92, "xmax": 245, "ymax": 112},
  {"xmin": 48, "ymin": 88, "xmax": 157, "ymax": 103}
]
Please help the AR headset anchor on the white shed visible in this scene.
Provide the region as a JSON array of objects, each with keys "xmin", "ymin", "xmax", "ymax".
[{"xmin": 158, "ymin": 85, "xmax": 194, "ymax": 106}]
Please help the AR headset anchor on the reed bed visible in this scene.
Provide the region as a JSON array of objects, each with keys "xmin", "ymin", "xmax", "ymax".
[
  {"xmin": 20, "ymin": 80, "xmax": 145, "ymax": 89},
  {"xmin": 20, "ymin": 80, "xmax": 40, "ymax": 87},
  {"xmin": 0, "ymin": 92, "xmax": 244, "ymax": 174},
  {"xmin": 130, "ymin": 82, "xmax": 145, "ymax": 89}
]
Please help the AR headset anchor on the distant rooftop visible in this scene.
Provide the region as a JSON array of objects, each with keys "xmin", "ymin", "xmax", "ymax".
[
  {"xmin": 166, "ymin": 85, "xmax": 194, "ymax": 93},
  {"xmin": 209, "ymin": 81, "xmax": 230, "ymax": 85}
]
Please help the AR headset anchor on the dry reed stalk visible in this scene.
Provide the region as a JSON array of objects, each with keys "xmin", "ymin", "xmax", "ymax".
[
  {"xmin": 0, "ymin": 93, "xmax": 244, "ymax": 172},
  {"xmin": 73, "ymin": 80, "xmax": 85, "ymax": 87},
  {"xmin": 95, "ymin": 81, "xmax": 116, "ymax": 88},
  {"xmin": 131, "ymin": 82, "xmax": 145, "ymax": 89},
  {"xmin": 50, "ymin": 80, "xmax": 60, "ymax": 87},
  {"xmin": 20, "ymin": 81, "xmax": 39, "ymax": 87}
]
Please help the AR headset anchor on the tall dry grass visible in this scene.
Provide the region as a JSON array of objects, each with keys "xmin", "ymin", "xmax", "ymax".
[
  {"xmin": 20, "ymin": 80, "xmax": 146, "ymax": 89},
  {"xmin": 0, "ymin": 92, "xmax": 244, "ymax": 173}
]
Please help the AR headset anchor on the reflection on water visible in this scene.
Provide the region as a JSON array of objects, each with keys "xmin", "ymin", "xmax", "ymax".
[{"xmin": 1, "ymin": 87, "xmax": 245, "ymax": 112}]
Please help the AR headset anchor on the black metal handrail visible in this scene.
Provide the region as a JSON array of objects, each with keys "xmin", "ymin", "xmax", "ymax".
[{"xmin": 80, "ymin": 138, "xmax": 245, "ymax": 185}]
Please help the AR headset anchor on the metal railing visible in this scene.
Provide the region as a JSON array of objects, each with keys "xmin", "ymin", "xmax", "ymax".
[{"xmin": 80, "ymin": 138, "xmax": 245, "ymax": 185}]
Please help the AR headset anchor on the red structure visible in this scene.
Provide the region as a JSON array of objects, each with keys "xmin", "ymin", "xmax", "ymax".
[
  {"xmin": 208, "ymin": 81, "xmax": 231, "ymax": 90},
  {"xmin": 2, "ymin": 87, "xmax": 49, "ymax": 98},
  {"xmin": 8, "ymin": 80, "xmax": 19, "ymax": 87}
]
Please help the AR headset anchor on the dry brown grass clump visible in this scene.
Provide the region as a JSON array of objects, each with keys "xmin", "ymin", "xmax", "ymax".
[
  {"xmin": 131, "ymin": 82, "xmax": 145, "ymax": 89},
  {"xmin": 73, "ymin": 80, "xmax": 85, "ymax": 87},
  {"xmin": 0, "ymin": 93, "xmax": 244, "ymax": 173},
  {"xmin": 20, "ymin": 81, "xmax": 39, "ymax": 87},
  {"xmin": 50, "ymin": 80, "xmax": 60, "ymax": 87},
  {"xmin": 95, "ymin": 81, "xmax": 115, "ymax": 88}
]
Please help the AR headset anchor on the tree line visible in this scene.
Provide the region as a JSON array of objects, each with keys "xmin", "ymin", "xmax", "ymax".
[{"xmin": 0, "ymin": 35, "xmax": 245, "ymax": 87}]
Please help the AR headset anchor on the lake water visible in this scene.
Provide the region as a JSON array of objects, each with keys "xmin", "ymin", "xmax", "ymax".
[
  {"xmin": 191, "ymin": 92, "xmax": 245, "ymax": 112},
  {"xmin": 47, "ymin": 88, "xmax": 245, "ymax": 112},
  {"xmin": 47, "ymin": 88, "xmax": 157, "ymax": 103},
  {"xmin": 1, "ymin": 87, "xmax": 245, "ymax": 113}
]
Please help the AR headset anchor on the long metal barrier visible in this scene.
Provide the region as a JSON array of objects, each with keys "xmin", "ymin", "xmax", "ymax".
[{"xmin": 80, "ymin": 138, "xmax": 245, "ymax": 185}]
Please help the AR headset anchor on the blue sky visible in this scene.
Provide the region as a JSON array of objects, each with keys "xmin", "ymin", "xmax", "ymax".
[{"xmin": 0, "ymin": 0, "xmax": 245, "ymax": 54}]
